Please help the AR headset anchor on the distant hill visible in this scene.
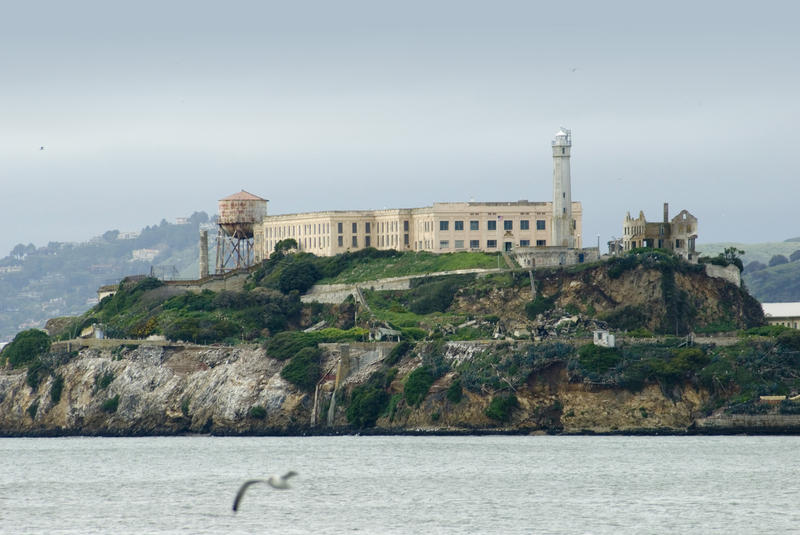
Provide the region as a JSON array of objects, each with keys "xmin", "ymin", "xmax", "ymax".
[
  {"xmin": 698, "ymin": 242, "xmax": 800, "ymax": 266},
  {"xmin": 0, "ymin": 213, "xmax": 212, "ymax": 341},
  {"xmin": 699, "ymin": 242, "xmax": 800, "ymax": 302}
]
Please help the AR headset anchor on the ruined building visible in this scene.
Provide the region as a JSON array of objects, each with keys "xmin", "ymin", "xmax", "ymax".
[{"xmin": 622, "ymin": 203, "xmax": 698, "ymax": 261}]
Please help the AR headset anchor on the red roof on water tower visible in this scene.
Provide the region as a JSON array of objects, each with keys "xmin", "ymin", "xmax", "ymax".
[{"xmin": 219, "ymin": 190, "xmax": 268, "ymax": 202}]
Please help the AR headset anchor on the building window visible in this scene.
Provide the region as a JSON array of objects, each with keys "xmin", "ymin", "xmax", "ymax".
[
  {"xmin": 365, "ymin": 236, "xmax": 371, "ymax": 247},
  {"xmin": 338, "ymin": 236, "xmax": 343, "ymax": 247},
  {"xmin": 536, "ymin": 220, "xmax": 546, "ymax": 230},
  {"xmin": 365, "ymin": 222, "xmax": 371, "ymax": 233},
  {"xmin": 454, "ymin": 240, "xmax": 464, "ymax": 249},
  {"xmin": 404, "ymin": 233, "xmax": 409, "ymax": 246},
  {"xmin": 439, "ymin": 240, "xmax": 449, "ymax": 249},
  {"xmin": 487, "ymin": 220, "xmax": 496, "ymax": 231},
  {"xmin": 520, "ymin": 220, "xmax": 530, "ymax": 230},
  {"xmin": 404, "ymin": 220, "xmax": 409, "ymax": 232},
  {"xmin": 454, "ymin": 220, "xmax": 464, "ymax": 231},
  {"xmin": 352, "ymin": 236, "xmax": 358, "ymax": 247},
  {"xmin": 536, "ymin": 240, "xmax": 546, "ymax": 246},
  {"xmin": 470, "ymin": 220, "xmax": 479, "ymax": 231},
  {"xmin": 440, "ymin": 221, "xmax": 449, "ymax": 231},
  {"xmin": 520, "ymin": 240, "xmax": 530, "ymax": 247},
  {"xmin": 504, "ymin": 220, "xmax": 512, "ymax": 231},
  {"xmin": 470, "ymin": 239, "xmax": 480, "ymax": 249},
  {"xmin": 352, "ymin": 222, "xmax": 357, "ymax": 233},
  {"xmin": 487, "ymin": 240, "xmax": 497, "ymax": 249}
]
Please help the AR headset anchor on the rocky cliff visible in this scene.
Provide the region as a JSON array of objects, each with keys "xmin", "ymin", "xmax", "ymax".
[{"xmin": 0, "ymin": 341, "xmax": 715, "ymax": 436}]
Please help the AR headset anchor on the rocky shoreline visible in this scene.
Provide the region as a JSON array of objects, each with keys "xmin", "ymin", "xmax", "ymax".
[{"xmin": 3, "ymin": 341, "xmax": 797, "ymax": 438}]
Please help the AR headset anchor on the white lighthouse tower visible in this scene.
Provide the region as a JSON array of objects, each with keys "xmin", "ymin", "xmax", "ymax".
[{"xmin": 551, "ymin": 128, "xmax": 574, "ymax": 248}]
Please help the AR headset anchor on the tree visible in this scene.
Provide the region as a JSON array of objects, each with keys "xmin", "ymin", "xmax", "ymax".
[
  {"xmin": 2, "ymin": 329, "xmax": 50, "ymax": 368},
  {"xmin": 102, "ymin": 229, "xmax": 120, "ymax": 241},
  {"xmin": 721, "ymin": 247, "xmax": 745, "ymax": 271},
  {"xmin": 274, "ymin": 239, "xmax": 298, "ymax": 254},
  {"xmin": 278, "ymin": 258, "xmax": 320, "ymax": 294},
  {"xmin": 11, "ymin": 243, "xmax": 25, "ymax": 259},
  {"xmin": 769, "ymin": 255, "xmax": 789, "ymax": 267}
]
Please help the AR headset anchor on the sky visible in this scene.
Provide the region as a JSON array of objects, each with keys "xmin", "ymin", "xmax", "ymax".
[{"xmin": 2, "ymin": 0, "xmax": 799, "ymax": 257}]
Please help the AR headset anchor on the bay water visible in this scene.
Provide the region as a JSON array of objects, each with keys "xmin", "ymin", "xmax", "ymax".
[{"xmin": 1, "ymin": 435, "xmax": 798, "ymax": 534}]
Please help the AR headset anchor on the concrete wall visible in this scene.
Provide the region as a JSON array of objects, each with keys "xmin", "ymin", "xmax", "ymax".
[
  {"xmin": 512, "ymin": 247, "xmax": 600, "ymax": 268},
  {"xmin": 301, "ymin": 268, "xmax": 504, "ymax": 305},
  {"xmin": 704, "ymin": 263, "xmax": 741, "ymax": 287},
  {"xmin": 163, "ymin": 268, "xmax": 254, "ymax": 294}
]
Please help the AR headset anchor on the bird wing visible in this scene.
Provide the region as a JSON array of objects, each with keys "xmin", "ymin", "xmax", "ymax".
[{"xmin": 232, "ymin": 479, "xmax": 266, "ymax": 512}]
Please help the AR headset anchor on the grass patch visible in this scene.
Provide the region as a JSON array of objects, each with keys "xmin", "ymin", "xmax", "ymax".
[
  {"xmin": 485, "ymin": 394, "xmax": 518, "ymax": 422},
  {"xmin": 319, "ymin": 251, "xmax": 500, "ymax": 284},
  {"xmin": 280, "ymin": 346, "xmax": 323, "ymax": 391},
  {"xmin": 404, "ymin": 366, "xmax": 435, "ymax": 406},
  {"xmin": 249, "ymin": 405, "xmax": 267, "ymax": 419},
  {"xmin": 102, "ymin": 395, "xmax": 120, "ymax": 413}
]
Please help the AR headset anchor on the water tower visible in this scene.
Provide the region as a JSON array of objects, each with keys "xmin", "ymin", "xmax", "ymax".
[{"xmin": 215, "ymin": 190, "xmax": 268, "ymax": 273}]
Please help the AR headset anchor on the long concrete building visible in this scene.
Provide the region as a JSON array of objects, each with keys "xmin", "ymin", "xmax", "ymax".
[{"xmin": 254, "ymin": 129, "xmax": 585, "ymax": 262}]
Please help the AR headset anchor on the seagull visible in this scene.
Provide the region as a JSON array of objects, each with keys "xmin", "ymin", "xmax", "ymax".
[
  {"xmin": 232, "ymin": 471, "xmax": 298, "ymax": 512},
  {"xmin": 39, "ymin": 146, "xmax": 45, "ymax": 150}
]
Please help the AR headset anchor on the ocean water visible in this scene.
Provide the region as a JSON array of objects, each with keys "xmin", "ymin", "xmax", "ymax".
[{"xmin": 1, "ymin": 435, "xmax": 798, "ymax": 534}]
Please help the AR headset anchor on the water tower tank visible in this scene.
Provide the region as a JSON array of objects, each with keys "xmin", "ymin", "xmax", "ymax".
[{"xmin": 217, "ymin": 190, "xmax": 268, "ymax": 239}]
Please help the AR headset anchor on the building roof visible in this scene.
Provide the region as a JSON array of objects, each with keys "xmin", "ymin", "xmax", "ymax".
[
  {"xmin": 761, "ymin": 302, "xmax": 800, "ymax": 318},
  {"xmin": 219, "ymin": 190, "xmax": 267, "ymax": 202}
]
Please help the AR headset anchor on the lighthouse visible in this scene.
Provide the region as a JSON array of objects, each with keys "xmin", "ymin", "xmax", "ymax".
[{"xmin": 551, "ymin": 128, "xmax": 574, "ymax": 248}]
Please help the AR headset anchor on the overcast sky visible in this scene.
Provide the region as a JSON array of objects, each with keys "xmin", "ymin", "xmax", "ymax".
[{"xmin": 2, "ymin": 0, "xmax": 798, "ymax": 257}]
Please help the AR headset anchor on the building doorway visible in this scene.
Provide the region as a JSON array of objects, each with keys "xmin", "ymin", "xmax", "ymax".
[{"xmin": 504, "ymin": 242, "xmax": 512, "ymax": 252}]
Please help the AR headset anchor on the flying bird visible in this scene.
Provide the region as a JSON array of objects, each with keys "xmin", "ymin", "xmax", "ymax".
[
  {"xmin": 39, "ymin": 146, "xmax": 45, "ymax": 150},
  {"xmin": 232, "ymin": 471, "xmax": 298, "ymax": 512}
]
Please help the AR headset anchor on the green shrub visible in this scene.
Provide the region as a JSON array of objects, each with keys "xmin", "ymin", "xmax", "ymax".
[
  {"xmin": 404, "ymin": 366, "xmax": 435, "ymax": 406},
  {"xmin": 2, "ymin": 329, "xmax": 50, "ymax": 368},
  {"xmin": 400, "ymin": 327, "xmax": 427, "ymax": 340},
  {"xmin": 578, "ymin": 344, "xmax": 622, "ymax": 374},
  {"xmin": 96, "ymin": 371, "xmax": 114, "ymax": 390},
  {"xmin": 346, "ymin": 384, "xmax": 389, "ymax": 428},
  {"xmin": 181, "ymin": 397, "xmax": 191, "ymax": 417},
  {"xmin": 525, "ymin": 295, "xmax": 556, "ymax": 319},
  {"xmin": 628, "ymin": 327, "xmax": 654, "ymax": 338},
  {"xmin": 102, "ymin": 395, "xmax": 120, "ymax": 413},
  {"xmin": 777, "ymin": 330, "xmax": 800, "ymax": 351},
  {"xmin": 386, "ymin": 341, "xmax": 412, "ymax": 365},
  {"xmin": 446, "ymin": 378, "xmax": 463, "ymax": 403},
  {"xmin": 266, "ymin": 328, "xmax": 367, "ymax": 360},
  {"xmin": 26, "ymin": 359, "xmax": 50, "ymax": 390},
  {"xmin": 601, "ymin": 305, "xmax": 648, "ymax": 331},
  {"xmin": 485, "ymin": 394, "xmax": 518, "ymax": 422},
  {"xmin": 266, "ymin": 331, "xmax": 315, "ymax": 360},
  {"xmin": 280, "ymin": 346, "xmax": 323, "ymax": 391},
  {"xmin": 278, "ymin": 258, "xmax": 321, "ymax": 294},
  {"xmin": 50, "ymin": 374, "xmax": 64, "ymax": 404},
  {"xmin": 742, "ymin": 325, "xmax": 789, "ymax": 337},
  {"xmin": 249, "ymin": 405, "xmax": 267, "ymax": 419},
  {"xmin": 27, "ymin": 401, "xmax": 39, "ymax": 420}
]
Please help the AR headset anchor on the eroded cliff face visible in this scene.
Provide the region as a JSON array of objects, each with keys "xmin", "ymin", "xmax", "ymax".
[
  {"xmin": 453, "ymin": 263, "xmax": 762, "ymax": 333},
  {"xmin": 0, "ymin": 346, "xmax": 310, "ymax": 436},
  {"xmin": 0, "ymin": 342, "xmax": 709, "ymax": 436}
]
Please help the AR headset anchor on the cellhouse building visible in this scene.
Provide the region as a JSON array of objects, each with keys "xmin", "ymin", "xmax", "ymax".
[{"xmin": 253, "ymin": 128, "xmax": 599, "ymax": 267}]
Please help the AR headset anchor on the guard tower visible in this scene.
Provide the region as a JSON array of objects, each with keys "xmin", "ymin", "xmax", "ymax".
[
  {"xmin": 551, "ymin": 128, "xmax": 574, "ymax": 248},
  {"xmin": 215, "ymin": 190, "xmax": 268, "ymax": 273}
]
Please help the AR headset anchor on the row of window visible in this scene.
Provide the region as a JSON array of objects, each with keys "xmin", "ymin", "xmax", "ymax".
[
  {"xmin": 267, "ymin": 223, "xmax": 331, "ymax": 239},
  {"xmin": 437, "ymin": 239, "xmax": 547, "ymax": 250},
  {"xmin": 338, "ymin": 221, "xmax": 410, "ymax": 234},
  {"xmin": 439, "ymin": 219, "xmax": 546, "ymax": 231},
  {"xmin": 340, "ymin": 234, "xmax": 411, "ymax": 248}
]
